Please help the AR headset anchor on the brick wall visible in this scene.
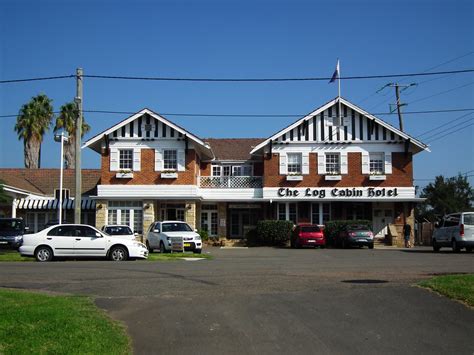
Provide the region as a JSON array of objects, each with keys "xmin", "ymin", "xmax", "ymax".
[
  {"xmin": 263, "ymin": 152, "xmax": 413, "ymax": 187},
  {"xmin": 101, "ymin": 148, "xmax": 198, "ymax": 185}
]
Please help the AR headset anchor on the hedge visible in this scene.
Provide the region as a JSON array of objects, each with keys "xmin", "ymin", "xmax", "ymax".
[
  {"xmin": 323, "ymin": 220, "xmax": 372, "ymax": 245},
  {"xmin": 247, "ymin": 220, "xmax": 294, "ymax": 246}
]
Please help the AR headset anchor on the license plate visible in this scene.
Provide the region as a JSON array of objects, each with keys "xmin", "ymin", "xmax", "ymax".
[
  {"xmin": 184, "ymin": 243, "xmax": 191, "ymax": 247},
  {"xmin": 358, "ymin": 239, "xmax": 367, "ymax": 242},
  {"xmin": 307, "ymin": 240, "xmax": 315, "ymax": 243},
  {"xmin": 0, "ymin": 241, "xmax": 8, "ymax": 244}
]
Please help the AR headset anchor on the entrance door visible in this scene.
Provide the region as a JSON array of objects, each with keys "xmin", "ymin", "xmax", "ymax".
[
  {"xmin": 373, "ymin": 209, "xmax": 393, "ymax": 238},
  {"xmin": 229, "ymin": 209, "xmax": 259, "ymax": 238}
]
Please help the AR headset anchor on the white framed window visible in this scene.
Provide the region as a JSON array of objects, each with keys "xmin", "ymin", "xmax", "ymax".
[
  {"xmin": 232, "ymin": 165, "xmax": 252, "ymax": 176},
  {"xmin": 163, "ymin": 149, "xmax": 177, "ymax": 170},
  {"xmin": 287, "ymin": 153, "xmax": 302, "ymax": 174},
  {"xmin": 369, "ymin": 153, "xmax": 384, "ymax": 174},
  {"xmin": 223, "ymin": 166, "xmax": 231, "ymax": 176},
  {"xmin": 311, "ymin": 203, "xmax": 331, "ymax": 225},
  {"xmin": 212, "ymin": 165, "xmax": 221, "ymax": 176},
  {"xmin": 108, "ymin": 201, "xmax": 143, "ymax": 233},
  {"xmin": 325, "ymin": 153, "xmax": 340, "ymax": 174},
  {"xmin": 119, "ymin": 149, "xmax": 133, "ymax": 170},
  {"xmin": 277, "ymin": 203, "xmax": 298, "ymax": 224}
]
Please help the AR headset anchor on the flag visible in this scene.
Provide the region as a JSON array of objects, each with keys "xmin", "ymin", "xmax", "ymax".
[{"xmin": 329, "ymin": 59, "xmax": 339, "ymax": 83}]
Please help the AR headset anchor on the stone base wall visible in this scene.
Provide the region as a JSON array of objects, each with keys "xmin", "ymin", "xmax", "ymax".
[
  {"xmin": 185, "ymin": 201, "xmax": 196, "ymax": 229},
  {"xmin": 95, "ymin": 200, "xmax": 107, "ymax": 230}
]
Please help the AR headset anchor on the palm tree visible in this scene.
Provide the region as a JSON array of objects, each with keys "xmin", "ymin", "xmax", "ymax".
[
  {"xmin": 15, "ymin": 94, "xmax": 54, "ymax": 168},
  {"xmin": 54, "ymin": 102, "xmax": 91, "ymax": 169}
]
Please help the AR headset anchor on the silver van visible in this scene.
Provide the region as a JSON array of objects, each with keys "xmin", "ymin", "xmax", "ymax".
[{"xmin": 432, "ymin": 212, "xmax": 474, "ymax": 252}]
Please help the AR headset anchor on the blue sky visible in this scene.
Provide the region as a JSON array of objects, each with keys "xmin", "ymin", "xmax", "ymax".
[{"xmin": 1, "ymin": 0, "xmax": 473, "ymax": 189}]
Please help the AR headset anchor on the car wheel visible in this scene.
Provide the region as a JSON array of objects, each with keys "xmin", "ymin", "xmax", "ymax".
[
  {"xmin": 432, "ymin": 239, "xmax": 440, "ymax": 252},
  {"xmin": 368, "ymin": 244, "xmax": 374, "ymax": 249},
  {"xmin": 452, "ymin": 239, "xmax": 461, "ymax": 253},
  {"xmin": 110, "ymin": 246, "xmax": 129, "ymax": 261},
  {"xmin": 159, "ymin": 241, "xmax": 167, "ymax": 254},
  {"xmin": 194, "ymin": 249, "xmax": 202, "ymax": 254},
  {"xmin": 35, "ymin": 246, "xmax": 53, "ymax": 262},
  {"xmin": 146, "ymin": 240, "xmax": 153, "ymax": 253}
]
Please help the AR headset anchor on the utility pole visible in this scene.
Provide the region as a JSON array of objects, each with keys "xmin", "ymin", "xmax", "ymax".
[
  {"xmin": 74, "ymin": 68, "xmax": 83, "ymax": 224},
  {"xmin": 385, "ymin": 83, "xmax": 416, "ymax": 132}
]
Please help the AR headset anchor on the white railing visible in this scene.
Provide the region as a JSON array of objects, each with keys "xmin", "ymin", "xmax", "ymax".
[{"xmin": 199, "ymin": 176, "xmax": 263, "ymax": 189}]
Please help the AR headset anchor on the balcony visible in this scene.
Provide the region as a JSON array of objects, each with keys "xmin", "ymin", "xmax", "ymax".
[{"xmin": 199, "ymin": 176, "xmax": 263, "ymax": 189}]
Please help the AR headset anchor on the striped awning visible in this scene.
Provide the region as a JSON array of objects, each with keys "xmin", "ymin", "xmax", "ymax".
[{"xmin": 16, "ymin": 198, "xmax": 96, "ymax": 210}]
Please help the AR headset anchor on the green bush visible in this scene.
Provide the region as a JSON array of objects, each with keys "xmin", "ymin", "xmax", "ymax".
[
  {"xmin": 245, "ymin": 228, "xmax": 259, "ymax": 246},
  {"xmin": 198, "ymin": 229, "xmax": 209, "ymax": 241},
  {"xmin": 254, "ymin": 220, "xmax": 294, "ymax": 246},
  {"xmin": 323, "ymin": 220, "xmax": 372, "ymax": 245}
]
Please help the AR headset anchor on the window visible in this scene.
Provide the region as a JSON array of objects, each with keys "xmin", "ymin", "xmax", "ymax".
[
  {"xmin": 311, "ymin": 203, "xmax": 331, "ymax": 224},
  {"xmin": 107, "ymin": 201, "xmax": 143, "ymax": 233},
  {"xmin": 77, "ymin": 226, "xmax": 98, "ymax": 237},
  {"xmin": 47, "ymin": 225, "xmax": 77, "ymax": 237},
  {"xmin": 289, "ymin": 203, "xmax": 297, "ymax": 224},
  {"xmin": 278, "ymin": 204, "xmax": 286, "ymax": 221},
  {"xmin": 212, "ymin": 166, "xmax": 221, "ymax": 176},
  {"xmin": 119, "ymin": 149, "xmax": 133, "ymax": 170},
  {"xmin": 223, "ymin": 166, "xmax": 231, "ymax": 176},
  {"xmin": 325, "ymin": 153, "xmax": 340, "ymax": 174},
  {"xmin": 278, "ymin": 203, "xmax": 297, "ymax": 224},
  {"xmin": 369, "ymin": 153, "xmax": 384, "ymax": 174},
  {"xmin": 54, "ymin": 189, "xmax": 70, "ymax": 200},
  {"xmin": 287, "ymin": 153, "xmax": 302, "ymax": 174},
  {"xmin": 163, "ymin": 149, "xmax": 177, "ymax": 170}
]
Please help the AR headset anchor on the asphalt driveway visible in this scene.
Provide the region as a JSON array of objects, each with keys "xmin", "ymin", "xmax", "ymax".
[{"xmin": 0, "ymin": 247, "xmax": 473, "ymax": 354}]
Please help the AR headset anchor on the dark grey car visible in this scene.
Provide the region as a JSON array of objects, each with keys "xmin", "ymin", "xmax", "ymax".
[{"xmin": 0, "ymin": 218, "xmax": 27, "ymax": 249}]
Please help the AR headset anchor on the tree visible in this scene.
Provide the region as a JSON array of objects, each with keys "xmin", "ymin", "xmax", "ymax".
[
  {"xmin": 53, "ymin": 102, "xmax": 90, "ymax": 169},
  {"xmin": 417, "ymin": 174, "xmax": 474, "ymax": 221},
  {"xmin": 14, "ymin": 94, "xmax": 54, "ymax": 168}
]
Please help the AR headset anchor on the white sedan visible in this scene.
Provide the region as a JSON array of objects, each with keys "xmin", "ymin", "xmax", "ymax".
[
  {"xmin": 19, "ymin": 224, "xmax": 148, "ymax": 262},
  {"xmin": 101, "ymin": 225, "xmax": 138, "ymax": 241}
]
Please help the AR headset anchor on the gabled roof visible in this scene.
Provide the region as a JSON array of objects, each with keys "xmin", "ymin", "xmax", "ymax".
[
  {"xmin": 205, "ymin": 138, "xmax": 265, "ymax": 161},
  {"xmin": 250, "ymin": 97, "xmax": 430, "ymax": 154},
  {"xmin": 82, "ymin": 108, "xmax": 213, "ymax": 155},
  {"xmin": 0, "ymin": 169, "xmax": 101, "ymax": 197}
]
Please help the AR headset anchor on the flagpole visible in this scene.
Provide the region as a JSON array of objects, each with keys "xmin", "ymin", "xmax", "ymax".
[{"xmin": 338, "ymin": 59, "xmax": 342, "ymax": 126}]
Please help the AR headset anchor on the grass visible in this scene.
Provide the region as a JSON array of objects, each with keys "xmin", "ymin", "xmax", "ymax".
[
  {"xmin": 147, "ymin": 251, "xmax": 212, "ymax": 261},
  {"xmin": 419, "ymin": 274, "xmax": 474, "ymax": 307},
  {"xmin": 0, "ymin": 289, "xmax": 131, "ymax": 355},
  {"xmin": 0, "ymin": 250, "xmax": 32, "ymax": 262}
]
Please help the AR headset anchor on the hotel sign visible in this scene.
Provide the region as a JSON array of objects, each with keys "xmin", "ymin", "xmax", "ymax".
[{"xmin": 265, "ymin": 187, "xmax": 415, "ymax": 200}]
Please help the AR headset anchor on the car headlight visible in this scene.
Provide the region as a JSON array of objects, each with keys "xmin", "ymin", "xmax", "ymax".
[
  {"xmin": 133, "ymin": 242, "xmax": 146, "ymax": 248},
  {"xmin": 14, "ymin": 236, "xmax": 23, "ymax": 241},
  {"xmin": 195, "ymin": 235, "xmax": 201, "ymax": 241}
]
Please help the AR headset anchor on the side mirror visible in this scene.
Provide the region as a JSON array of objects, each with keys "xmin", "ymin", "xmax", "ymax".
[
  {"xmin": 194, "ymin": 229, "xmax": 198, "ymax": 233},
  {"xmin": 134, "ymin": 232, "xmax": 138, "ymax": 236},
  {"xmin": 95, "ymin": 232, "xmax": 102, "ymax": 238},
  {"xmin": 153, "ymin": 229, "xmax": 160, "ymax": 233}
]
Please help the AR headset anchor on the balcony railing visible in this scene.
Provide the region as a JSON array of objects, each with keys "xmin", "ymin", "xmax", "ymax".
[{"xmin": 199, "ymin": 176, "xmax": 263, "ymax": 189}]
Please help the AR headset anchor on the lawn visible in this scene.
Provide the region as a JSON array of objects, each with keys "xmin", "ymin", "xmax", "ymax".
[
  {"xmin": 147, "ymin": 251, "xmax": 212, "ymax": 261},
  {"xmin": 419, "ymin": 274, "xmax": 474, "ymax": 307},
  {"xmin": 0, "ymin": 250, "xmax": 31, "ymax": 262},
  {"xmin": 0, "ymin": 289, "xmax": 131, "ymax": 354}
]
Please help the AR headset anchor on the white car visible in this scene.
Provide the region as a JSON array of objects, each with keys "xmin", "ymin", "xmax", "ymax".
[
  {"xmin": 19, "ymin": 224, "xmax": 149, "ymax": 262},
  {"xmin": 432, "ymin": 212, "xmax": 474, "ymax": 252},
  {"xmin": 145, "ymin": 221, "xmax": 202, "ymax": 254},
  {"xmin": 101, "ymin": 225, "xmax": 138, "ymax": 241}
]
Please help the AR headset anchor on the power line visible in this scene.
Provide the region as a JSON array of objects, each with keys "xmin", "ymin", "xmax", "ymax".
[
  {"xmin": 423, "ymin": 117, "xmax": 474, "ymax": 141},
  {"xmin": 81, "ymin": 69, "xmax": 474, "ymax": 82},
  {"xmin": 2, "ymin": 69, "xmax": 472, "ymax": 84},
  {"xmin": 1, "ymin": 107, "xmax": 473, "ymax": 119},
  {"xmin": 415, "ymin": 175, "xmax": 474, "ymax": 181},
  {"xmin": 407, "ymin": 81, "xmax": 474, "ymax": 105},
  {"xmin": 0, "ymin": 75, "xmax": 74, "ymax": 84},
  {"xmin": 425, "ymin": 122, "xmax": 474, "ymax": 143},
  {"xmin": 415, "ymin": 112, "xmax": 473, "ymax": 138}
]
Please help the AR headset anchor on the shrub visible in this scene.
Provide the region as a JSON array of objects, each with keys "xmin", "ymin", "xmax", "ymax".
[
  {"xmin": 323, "ymin": 220, "xmax": 372, "ymax": 245},
  {"xmin": 254, "ymin": 220, "xmax": 294, "ymax": 246},
  {"xmin": 245, "ymin": 228, "xmax": 259, "ymax": 246},
  {"xmin": 198, "ymin": 229, "xmax": 209, "ymax": 241}
]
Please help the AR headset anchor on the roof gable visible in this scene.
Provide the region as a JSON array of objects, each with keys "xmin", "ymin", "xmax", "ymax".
[
  {"xmin": 83, "ymin": 108, "xmax": 212, "ymax": 155},
  {"xmin": 250, "ymin": 97, "xmax": 429, "ymax": 154}
]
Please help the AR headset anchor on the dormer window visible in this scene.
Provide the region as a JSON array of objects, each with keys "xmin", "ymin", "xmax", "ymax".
[
  {"xmin": 163, "ymin": 149, "xmax": 178, "ymax": 170},
  {"xmin": 119, "ymin": 149, "xmax": 133, "ymax": 170}
]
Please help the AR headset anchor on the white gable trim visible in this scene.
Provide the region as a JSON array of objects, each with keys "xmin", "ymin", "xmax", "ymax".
[
  {"xmin": 82, "ymin": 108, "xmax": 211, "ymax": 151},
  {"xmin": 250, "ymin": 97, "xmax": 429, "ymax": 154}
]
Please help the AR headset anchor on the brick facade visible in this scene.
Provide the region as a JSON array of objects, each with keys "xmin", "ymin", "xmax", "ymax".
[
  {"xmin": 101, "ymin": 148, "xmax": 198, "ymax": 185},
  {"xmin": 263, "ymin": 152, "xmax": 413, "ymax": 187}
]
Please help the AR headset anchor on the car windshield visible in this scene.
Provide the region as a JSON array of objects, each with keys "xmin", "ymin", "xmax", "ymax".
[
  {"xmin": 162, "ymin": 222, "xmax": 193, "ymax": 232},
  {"xmin": 300, "ymin": 226, "xmax": 321, "ymax": 233},
  {"xmin": 0, "ymin": 219, "xmax": 24, "ymax": 232},
  {"xmin": 105, "ymin": 226, "xmax": 133, "ymax": 235},
  {"xmin": 348, "ymin": 225, "xmax": 369, "ymax": 231},
  {"xmin": 464, "ymin": 214, "xmax": 474, "ymax": 226}
]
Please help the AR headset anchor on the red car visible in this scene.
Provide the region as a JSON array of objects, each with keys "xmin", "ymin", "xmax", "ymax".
[{"xmin": 291, "ymin": 224, "xmax": 325, "ymax": 248}]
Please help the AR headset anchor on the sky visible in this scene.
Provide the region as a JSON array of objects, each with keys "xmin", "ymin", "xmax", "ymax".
[{"xmin": 1, "ymin": 0, "xmax": 473, "ymax": 190}]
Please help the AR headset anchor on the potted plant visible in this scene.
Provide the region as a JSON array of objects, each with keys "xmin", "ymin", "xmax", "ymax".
[
  {"xmin": 161, "ymin": 170, "xmax": 178, "ymax": 179},
  {"xmin": 324, "ymin": 171, "xmax": 342, "ymax": 180},
  {"xmin": 286, "ymin": 172, "xmax": 303, "ymax": 181},
  {"xmin": 369, "ymin": 171, "xmax": 386, "ymax": 180},
  {"xmin": 115, "ymin": 169, "xmax": 134, "ymax": 179}
]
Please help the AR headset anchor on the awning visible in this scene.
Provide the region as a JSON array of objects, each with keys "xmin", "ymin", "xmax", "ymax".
[{"xmin": 16, "ymin": 198, "xmax": 96, "ymax": 210}]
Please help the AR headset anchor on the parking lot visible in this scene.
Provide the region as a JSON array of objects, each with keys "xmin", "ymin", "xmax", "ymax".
[{"xmin": 0, "ymin": 246, "xmax": 473, "ymax": 354}]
